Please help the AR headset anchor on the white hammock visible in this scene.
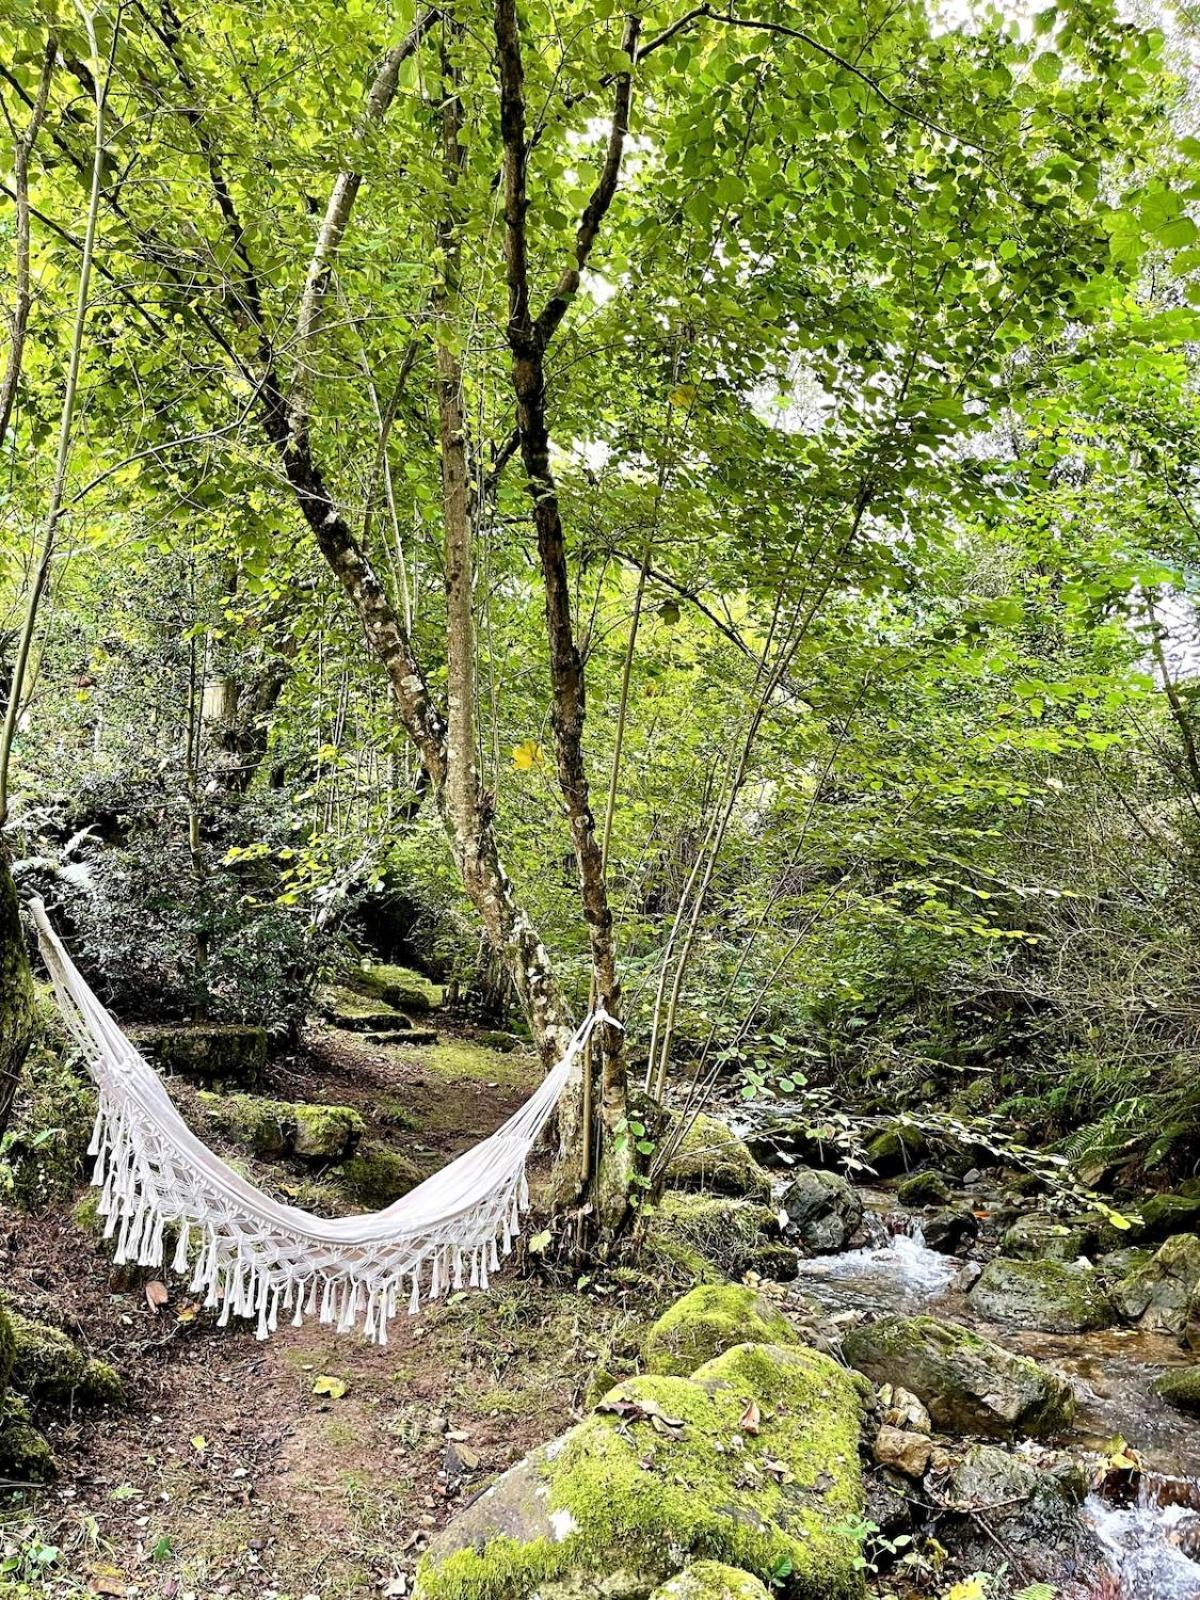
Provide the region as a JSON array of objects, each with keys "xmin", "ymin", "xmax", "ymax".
[{"xmin": 29, "ymin": 899, "xmax": 608, "ymax": 1343}]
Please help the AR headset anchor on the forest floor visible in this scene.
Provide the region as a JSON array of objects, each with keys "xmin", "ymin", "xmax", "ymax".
[{"xmin": 0, "ymin": 1022, "xmax": 657, "ymax": 1599}]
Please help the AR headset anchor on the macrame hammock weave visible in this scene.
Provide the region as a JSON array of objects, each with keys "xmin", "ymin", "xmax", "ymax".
[{"xmin": 29, "ymin": 898, "xmax": 611, "ymax": 1344}]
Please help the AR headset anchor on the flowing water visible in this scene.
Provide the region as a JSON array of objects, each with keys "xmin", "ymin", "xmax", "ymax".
[{"xmin": 791, "ymin": 1198, "xmax": 1200, "ymax": 1598}]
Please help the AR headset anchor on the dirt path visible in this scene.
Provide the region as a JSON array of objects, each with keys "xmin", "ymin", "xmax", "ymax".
[{"xmin": 0, "ymin": 1027, "xmax": 644, "ymax": 1598}]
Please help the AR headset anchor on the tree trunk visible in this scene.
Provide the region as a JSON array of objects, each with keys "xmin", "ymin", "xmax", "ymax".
[{"xmin": 0, "ymin": 843, "xmax": 35, "ymax": 1138}]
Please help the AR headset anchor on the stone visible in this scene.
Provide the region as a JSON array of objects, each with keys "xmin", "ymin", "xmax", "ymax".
[
  {"xmin": 782, "ymin": 1168, "xmax": 863, "ymax": 1253},
  {"xmin": 742, "ymin": 1114, "xmax": 852, "ymax": 1173},
  {"xmin": 873, "ymin": 1424, "xmax": 931, "ymax": 1478},
  {"xmin": 414, "ymin": 1341, "xmax": 869, "ymax": 1600},
  {"xmin": 1133, "ymin": 1192, "xmax": 1200, "ymax": 1244},
  {"xmin": 943, "ymin": 1444, "xmax": 1100, "ymax": 1588},
  {"xmin": 195, "ymin": 1091, "xmax": 365, "ymax": 1162},
  {"xmin": 346, "ymin": 963, "xmax": 442, "ymax": 1014},
  {"xmin": 641, "ymin": 1284, "xmax": 799, "ymax": 1377},
  {"xmin": 664, "ymin": 1114, "xmax": 771, "ymax": 1203},
  {"xmin": 0, "ymin": 1392, "xmax": 54, "ymax": 1482},
  {"xmin": 878, "ymin": 1384, "xmax": 931, "ymax": 1434},
  {"xmin": 1152, "ymin": 1368, "xmax": 1200, "ymax": 1414},
  {"xmin": 7, "ymin": 1310, "xmax": 123, "ymax": 1407},
  {"xmin": 865, "ymin": 1121, "xmax": 928, "ymax": 1177},
  {"xmin": 650, "ymin": 1563, "xmax": 773, "ymax": 1600},
  {"xmin": 644, "ymin": 1194, "xmax": 795, "ymax": 1283},
  {"xmin": 316, "ymin": 985, "xmax": 408, "ymax": 1033},
  {"xmin": 952, "ymin": 1262, "xmax": 983, "ymax": 1293},
  {"xmin": 922, "ymin": 1207, "xmax": 978, "ymax": 1255},
  {"xmin": 1003, "ymin": 1214, "xmax": 1093, "ymax": 1263},
  {"xmin": 897, "ymin": 1171, "xmax": 951, "ymax": 1207},
  {"xmin": 1113, "ymin": 1234, "xmax": 1200, "ymax": 1339},
  {"xmin": 129, "ymin": 1023, "xmax": 267, "ymax": 1086},
  {"xmin": 842, "ymin": 1314, "xmax": 1075, "ymax": 1439},
  {"xmin": 968, "ymin": 1259, "xmax": 1116, "ymax": 1333},
  {"xmin": 340, "ymin": 1142, "xmax": 424, "ymax": 1208}
]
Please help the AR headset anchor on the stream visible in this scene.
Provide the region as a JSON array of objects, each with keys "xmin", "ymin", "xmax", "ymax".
[{"xmin": 792, "ymin": 1201, "xmax": 1200, "ymax": 1599}]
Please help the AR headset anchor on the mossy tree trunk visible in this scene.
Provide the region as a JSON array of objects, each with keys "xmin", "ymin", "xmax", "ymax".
[{"xmin": 0, "ymin": 843, "xmax": 35, "ymax": 1138}]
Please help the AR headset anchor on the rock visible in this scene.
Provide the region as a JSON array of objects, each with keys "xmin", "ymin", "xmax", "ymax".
[
  {"xmin": 952, "ymin": 1261, "xmax": 983, "ymax": 1293},
  {"xmin": 873, "ymin": 1424, "xmax": 931, "ymax": 1478},
  {"xmin": 1153, "ymin": 1368, "xmax": 1200, "ymax": 1414},
  {"xmin": 7, "ymin": 1310, "xmax": 123, "ymax": 1406},
  {"xmin": 944, "ymin": 1444, "xmax": 1100, "ymax": 1588},
  {"xmin": 665, "ymin": 1114, "xmax": 771, "ymax": 1203},
  {"xmin": 1113, "ymin": 1234, "xmax": 1200, "ymax": 1340},
  {"xmin": 1133, "ymin": 1192, "xmax": 1200, "ymax": 1244},
  {"xmin": 922, "ymin": 1207, "xmax": 978, "ymax": 1255},
  {"xmin": 644, "ymin": 1194, "xmax": 795, "ymax": 1283},
  {"xmin": 129, "ymin": 1023, "xmax": 267, "ymax": 1086},
  {"xmin": 1003, "ymin": 1214, "xmax": 1093, "ymax": 1263},
  {"xmin": 195, "ymin": 1091, "xmax": 365, "ymax": 1162},
  {"xmin": 968, "ymin": 1259, "xmax": 1116, "ymax": 1333},
  {"xmin": 878, "ymin": 1383, "xmax": 931, "ymax": 1434},
  {"xmin": 316, "ymin": 984, "xmax": 408, "ymax": 1033},
  {"xmin": 641, "ymin": 1284, "xmax": 799, "ymax": 1376},
  {"xmin": 339, "ymin": 1142, "xmax": 424, "ymax": 1208},
  {"xmin": 742, "ymin": 1114, "xmax": 853, "ymax": 1173},
  {"xmin": 3, "ymin": 1037, "xmax": 96, "ymax": 1209},
  {"xmin": 414, "ymin": 1340, "xmax": 869, "ymax": 1600},
  {"xmin": 865, "ymin": 1121, "xmax": 928, "ymax": 1177},
  {"xmin": 897, "ymin": 1171, "xmax": 951, "ymax": 1207},
  {"xmin": 962, "ymin": 1167, "xmax": 982, "ymax": 1185},
  {"xmin": 1095, "ymin": 1245, "xmax": 1153, "ymax": 1283},
  {"xmin": 842, "ymin": 1314, "xmax": 1075, "ymax": 1439},
  {"xmin": 345, "ymin": 963, "xmax": 442, "ymax": 1014},
  {"xmin": 0, "ymin": 1392, "xmax": 55, "ymax": 1482},
  {"xmin": 782, "ymin": 1168, "xmax": 863, "ymax": 1253},
  {"xmin": 650, "ymin": 1562, "xmax": 773, "ymax": 1600}
]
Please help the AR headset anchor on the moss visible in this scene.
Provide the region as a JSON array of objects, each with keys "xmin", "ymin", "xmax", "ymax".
[
  {"xmin": 340, "ymin": 1142, "xmax": 424, "ymax": 1208},
  {"xmin": 651, "ymin": 1562, "xmax": 772, "ymax": 1600},
  {"xmin": 0, "ymin": 1392, "xmax": 54, "ymax": 1482},
  {"xmin": 0, "ymin": 1304, "xmax": 14, "ymax": 1394},
  {"xmin": 348, "ymin": 964, "xmax": 442, "ymax": 1013},
  {"xmin": 968, "ymin": 1259, "xmax": 1116, "ymax": 1333},
  {"xmin": 195, "ymin": 1091, "xmax": 365, "ymax": 1162},
  {"xmin": 415, "ymin": 1340, "xmax": 868, "ymax": 1600},
  {"xmin": 664, "ymin": 1114, "xmax": 771, "ymax": 1203},
  {"xmin": 1153, "ymin": 1367, "xmax": 1200, "ymax": 1413},
  {"xmin": 0, "ymin": 847, "xmax": 37, "ymax": 1136},
  {"xmin": 1137, "ymin": 1192, "xmax": 1200, "ymax": 1242},
  {"xmin": 1002, "ymin": 1215, "xmax": 1093, "ymax": 1263},
  {"xmin": 644, "ymin": 1193, "xmax": 793, "ymax": 1284},
  {"xmin": 864, "ymin": 1121, "xmax": 928, "ymax": 1177},
  {"xmin": 317, "ymin": 985, "xmax": 407, "ymax": 1032},
  {"xmin": 641, "ymin": 1283, "xmax": 799, "ymax": 1376},
  {"xmin": 422, "ymin": 1039, "xmax": 537, "ymax": 1091},
  {"xmin": 7, "ymin": 1310, "xmax": 123, "ymax": 1407},
  {"xmin": 130, "ymin": 1023, "xmax": 266, "ymax": 1086},
  {"xmin": 3, "ymin": 1020, "xmax": 97, "ymax": 1210},
  {"xmin": 897, "ymin": 1171, "xmax": 950, "ymax": 1208}
]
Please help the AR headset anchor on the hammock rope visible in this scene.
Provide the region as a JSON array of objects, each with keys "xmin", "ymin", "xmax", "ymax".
[{"xmin": 28, "ymin": 898, "xmax": 611, "ymax": 1343}]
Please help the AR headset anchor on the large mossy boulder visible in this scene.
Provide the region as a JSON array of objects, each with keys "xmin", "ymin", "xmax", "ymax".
[
  {"xmin": 415, "ymin": 1340, "xmax": 869, "ymax": 1600},
  {"xmin": 968, "ymin": 1259, "xmax": 1116, "ymax": 1334},
  {"xmin": 130, "ymin": 1022, "xmax": 266, "ymax": 1086},
  {"xmin": 897, "ymin": 1171, "xmax": 950, "ymax": 1208},
  {"xmin": 195, "ymin": 1090, "xmax": 365, "ymax": 1162},
  {"xmin": 664, "ymin": 1114, "xmax": 771, "ymax": 1203},
  {"xmin": 1132, "ymin": 1192, "xmax": 1200, "ymax": 1244},
  {"xmin": 340, "ymin": 1142, "xmax": 424, "ymax": 1208},
  {"xmin": 0, "ymin": 1392, "xmax": 55, "ymax": 1482},
  {"xmin": 1113, "ymin": 1234, "xmax": 1200, "ymax": 1340},
  {"xmin": 3, "ymin": 1031, "xmax": 96, "ymax": 1209},
  {"xmin": 1153, "ymin": 1367, "xmax": 1200, "ymax": 1414},
  {"xmin": 781, "ymin": 1168, "xmax": 863, "ymax": 1253},
  {"xmin": 641, "ymin": 1284, "xmax": 799, "ymax": 1376},
  {"xmin": 842, "ymin": 1314, "xmax": 1075, "ymax": 1439},
  {"xmin": 346, "ymin": 963, "xmax": 442, "ymax": 1014},
  {"xmin": 864, "ymin": 1121, "xmax": 929, "ymax": 1177},
  {"xmin": 1003, "ymin": 1214, "xmax": 1093, "ymax": 1263},
  {"xmin": 316, "ymin": 984, "xmax": 408, "ymax": 1033},
  {"xmin": 8, "ymin": 1310, "xmax": 123, "ymax": 1407},
  {"xmin": 650, "ymin": 1562, "xmax": 772, "ymax": 1600},
  {"xmin": 644, "ymin": 1194, "xmax": 795, "ymax": 1283}
]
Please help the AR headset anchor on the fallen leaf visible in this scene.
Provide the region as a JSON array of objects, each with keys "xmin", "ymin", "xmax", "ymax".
[
  {"xmin": 739, "ymin": 1400, "xmax": 761, "ymax": 1435},
  {"xmin": 145, "ymin": 1281, "xmax": 169, "ymax": 1312},
  {"xmin": 176, "ymin": 1303, "xmax": 198, "ymax": 1323},
  {"xmin": 597, "ymin": 1396, "xmax": 685, "ymax": 1437},
  {"xmin": 445, "ymin": 1427, "xmax": 470, "ymax": 1442},
  {"xmin": 190, "ymin": 1435, "xmax": 206, "ymax": 1452},
  {"xmin": 312, "ymin": 1375, "xmax": 349, "ymax": 1399}
]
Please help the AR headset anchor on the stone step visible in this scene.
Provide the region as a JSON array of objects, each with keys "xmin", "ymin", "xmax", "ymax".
[{"xmin": 364, "ymin": 1027, "xmax": 439, "ymax": 1047}]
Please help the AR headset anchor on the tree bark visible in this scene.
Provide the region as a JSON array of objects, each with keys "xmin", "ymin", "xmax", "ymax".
[{"xmin": 0, "ymin": 843, "xmax": 35, "ymax": 1138}]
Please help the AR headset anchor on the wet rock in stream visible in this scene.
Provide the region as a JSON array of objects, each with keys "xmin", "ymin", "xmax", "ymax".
[
  {"xmin": 969, "ymin": 1258, "xmax": 1118, "ymax": 1334},
  {"xmin": 781, "ymin": 1167, "xmax": 863, "ymax": 1253}
]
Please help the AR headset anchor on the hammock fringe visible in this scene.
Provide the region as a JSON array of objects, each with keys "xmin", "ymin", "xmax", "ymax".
[{"xmin": 28, "ymin": 897, "xmax": 617, "ymax": 1343}]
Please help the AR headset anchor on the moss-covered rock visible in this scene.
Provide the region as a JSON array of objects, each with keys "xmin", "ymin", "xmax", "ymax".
[
  {"xmin": 864, "ymin": 1121, "xmax": 928, "ymax": 1177},
  {"xmin": 195, "ymin": 1090, "xmax": 365, "ymax": 1162},
  {"xmin": 650, "ymin": 1561, "xmax": 773, "ymax": 1599},
  {"xmin": 897, "ymin": 1171, "xmax": 951, "ymax": 1208},
  {"xmin": 340, "ymin": 1141, "xmax": 424, "ymax": 1208},
  {"xmin": 1002, "ymin": 1215, "xmax": 1093, "ymax": 1263},
  {"xmin": 782, "ymin": 1168, "xmax": 863, "ymax": 1253},
  {"xmin": 968, "ymin": 1259, "xmax": 1116, "ymax": 1334},
  {"xmin": 1113, "ymin": 1234, "xmax": 1200, "ymax": 1339},
  {"xmin": 641, "ymin": 1284, "xmax": 799, "ymax": 1376},
  {"xmin": 921, "ymin": 1207, "xmax": 978, "ymax": 1255},
  {"xmin": 415, "ymin": 1340, "xmax": 869, "ymax": 1600},
  {"xmin": 2, "ymin": 1015, "xmax": 97, "ymax": 1209},
  {"xmin": 942, "ymin": 1444, "xmax": 1100, "ymax": 1586},
  {"xmin": 316, "ymin": 985, "xmax": 408, "ymax": 1032},
  {"xmin": 842, "ymin": 1314, "xmax": 1074, "ymax": 1439},
  {"xmin": 664, "ymin": 1114, "xmax": 771, "ymax": 1203},
  {"xmin": 644, "ymin": 1193, "xmax": 794, "ymax": 1283},
  {"xmin": 1133, "ymin": 1192, "xmax": 1200, "ymax": 1244},
  {"xmin": 0, "ymin": 1304, "xmax": 14, "ymax": 1395},
  {"xmin": 346, "ymin": 963, "xmax": 442, "ymax": 1014},
  {"xmin": 0, "ymin": 1392, "xmax": 54, "ymax": 1482},
  {"xmin": 1153, "ymin": 1367, "xmax": 1200, "ymax": 1413},
  {"xmin": 8, "ymin": 1311, "xmax": 123, "ymax": 1407},
  {"xmin": 130, "ymin": 1023, "xmax": 267, "ymax": 1086}
]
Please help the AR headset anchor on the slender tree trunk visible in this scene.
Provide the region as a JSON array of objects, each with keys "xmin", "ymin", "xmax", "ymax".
[{"xmin": 0, "ymin": 843, "xmax": 35, "ymax": 1137}]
